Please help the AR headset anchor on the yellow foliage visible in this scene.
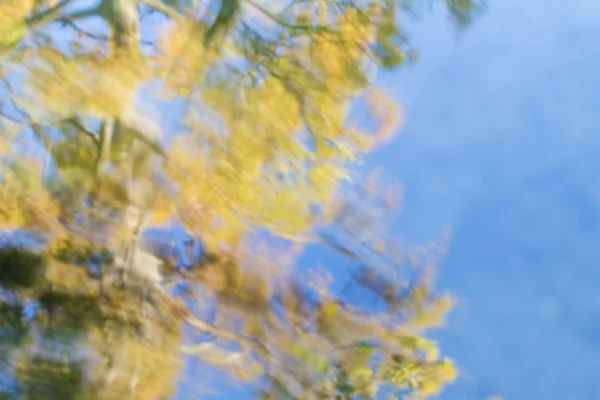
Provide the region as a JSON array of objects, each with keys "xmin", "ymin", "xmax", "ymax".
[
  {"xmin": 157, "ymin": 19, "xmax": 213, "ymax": 97},
  {"xmin": 0, "ymin": 1, "xmax": 32, "ymax": 50},
  {"xmin": 26, "ymin": 50, "xmax": 147, "ymax": 118},
  {"xmin": 0, "ymin": 1, "xmax": 474, "ymax": 398},
  {"xmin": 0, "ymin": 156, "xmax": 61, "ymax": 232}
]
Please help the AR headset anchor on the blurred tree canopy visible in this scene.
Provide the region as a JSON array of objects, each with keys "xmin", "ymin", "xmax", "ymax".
[{"xmin": 0, "ymin": 0, "xmax": 482, "ymax": 399}]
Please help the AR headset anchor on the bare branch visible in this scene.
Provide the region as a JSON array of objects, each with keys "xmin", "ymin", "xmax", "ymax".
[
  {"xmin": 61, "ymin": 19, "xmax": 155, "ymax": 46},
  {"xmin": 26, "ymin": 0, "xmax": 75, "ymax": 27},
  {"xmin": 27, "ymin": 1, "xmax": 100, "ymax": 30}
]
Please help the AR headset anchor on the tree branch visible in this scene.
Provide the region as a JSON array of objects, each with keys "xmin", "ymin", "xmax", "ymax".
[
  {"xmin": 245, "ymin": 0, "xmax": 335, "ymax": 32},
  {"xmin": 60, "ymin": 19, "xmax": 155, "ymax": 46},
  {"xmin": 27, "ymin": 0, "xmax": 100, "ymax": 31},
  {"xmin": 66, "ymin": 117, "xmax": 100, "ymax": 147},
  {"xmin": 26, "ymin": 0, "xmax": 74, "ymax": 27}
]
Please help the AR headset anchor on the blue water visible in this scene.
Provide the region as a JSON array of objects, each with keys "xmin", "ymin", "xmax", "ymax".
[{"xmin": 366, "ymin": 1, "xmax": 600, "ymax": 398}]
